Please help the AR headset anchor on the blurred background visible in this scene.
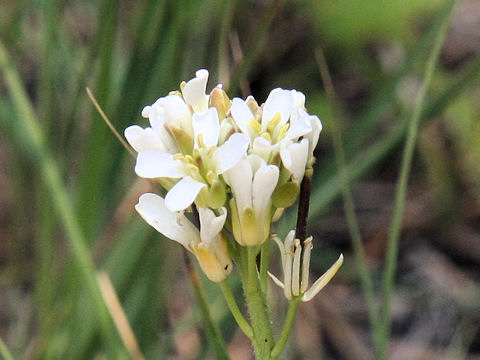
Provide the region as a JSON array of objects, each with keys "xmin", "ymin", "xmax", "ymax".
[{"xmin": 1, "ymin": 0, "xmax": 480, "ymax": 359}]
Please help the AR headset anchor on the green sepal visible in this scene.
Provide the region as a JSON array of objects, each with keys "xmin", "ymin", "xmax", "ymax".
[
  {"xmin": 229, "ymin": 198, "xmax": 244, "ymax": 246},
  {"xmin": 206, "ymin": 179, "xmax": 226, "ymax": 209},
  {"xmin": 272, "ymin": 181, "xmax": 300, "ymax": 208},
  {"xmin": 170, "ymin": 126, "xmax": 193, "ymax": 155},
  {"xmin": 240, "ymin": 207, "xmax": 260, "ymax": 246}
]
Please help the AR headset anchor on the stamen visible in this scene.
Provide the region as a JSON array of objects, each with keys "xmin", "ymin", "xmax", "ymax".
[
  {"xmin": 292, "ymin": 239, "xmax": 302, "ymax": 296},
  {"xmin": 301, "ymin": 237, "xmax": 313, "ymax": 293}
]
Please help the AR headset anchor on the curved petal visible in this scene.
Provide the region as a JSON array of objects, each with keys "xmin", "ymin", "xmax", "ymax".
[
  {"xmin": 231, "ymin": 97, "xmax": 256, "ymax": 139},
  {"xmin": 165, "ymin": 176, "xmax": 206, "ymax": 211},
  {"xmin": 198, "ymin": 206, "xmax": 227, "ymax": 244},
  {"xmin": 282, "ymin": 116, "xmax": 312, "ymax": 142},
  {"xmin": 290, "ymin": 90, "xmax": 306, "ymax": 123},
  {"xmin": 252, "ymin": 136, "xmax": 274, "ymax": 162},
  {"xmin": 246, "ymin": 153, "xmax": 266, "ymax": 175},
  {"xmin": 262, "ymin": 88, "xmax": 294, "ymax": 132},
  {"xmin": 252, "ymin": 164, "xmax": 279, "ymax": 216},
  {"xmin": 305, "ymin": 115, "xmax": 322, "ymax": 157},
  {"xmin": 147, "ymin": 109, "xmax": 178, "ymax": 153},
  {"xmin": 268, "ymin": 271, "xmax": 285, "ymax": 289},
  {"xmin": 135, "ymin": 151, "xmax": 185, "ymax": 178},
  {"xmin": 182, "ymin": 69, "xmax": 209, "ymax": 112},
  {"xmin": 158, "ymin": 95, "xmax": 193, "ymax": 136},
  {"xmin": 280, "ymin": 139, "xmax": 309, "ymax": 183},
  {"xmin": 302, "ymin": 254, "xmax": 344, "ymax": 302},
  {"xmin": 213, "ymin": 133, "xmax": 249, "ymax": 174},
  {"xmin": 223, "ymin": 159, "xmax": 253, "ymax": 212},
  {"xmin": 135, "ymin": 193, "xmax": 198, "ymax": 248},
  {"xmin": 124, "ymin": 125, "xmax": 167, "ymax": 153},
  {"xmin": 192, "ymin": 107, "xmax": 220, "ymax": 148}
]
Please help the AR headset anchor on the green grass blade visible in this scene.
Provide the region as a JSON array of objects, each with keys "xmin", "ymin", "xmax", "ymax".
[
  {"xmin": 316, "ymin": 48, "xmax": 381, "ymax": 356},
  {"xmin": 378, "ymin": 1, "xmax": 458, "ymax": 358},
  {"xmin": 0, "ymin": 39, "xmax": 127, "ymax": 358}
]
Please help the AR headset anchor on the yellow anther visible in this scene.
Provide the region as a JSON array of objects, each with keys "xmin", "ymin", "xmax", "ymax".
[
  {"xmin": 169, "ymin": 90, "xmax": 182, "ymax": 97},
  {"xmin": 276, "ymin": 123, "xmax": 290, "ymax": 142},
  {"xmin": 260, "ymin": 132, "xmax": 272, "ymax": 143},
  {"xmin": 184, "ymin": 155, "xmax": 195, "ymax": 164},
  {"xmin": 196, "ymin": 133, "xmax": 206, "ymax": 148},
  {"xmin": 206, "ymin": 146, "xmax": 217, "ymax": 158},
  {"xmin": 179, "ymin": 81, "xmax": 186, "ymax": 92},
  {"xmin": 267, "ymin": 112, "xmax": 281, "ymax": 133},
  {"xmin": 185, "ymin": 163, "xmax": 199, "ymax": 173},
  {"xmin": 206, "ymin": 170, "xmax": 217, "ymax": 185},
  {"xmin": 248, "ymin": 118, "xmax": 261, "ymax": 133},
  {"xmin": 173, "ymin": 153, "xmax": 185, "ymax": 161}
]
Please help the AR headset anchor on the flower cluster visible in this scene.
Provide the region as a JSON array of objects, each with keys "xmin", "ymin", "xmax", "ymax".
[{"xmin": 125, "ymin": 69, "xmax": 332, "ymax": 285}]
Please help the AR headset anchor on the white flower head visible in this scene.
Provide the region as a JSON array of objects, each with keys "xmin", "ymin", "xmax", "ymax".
[
  {"xmin": 230, "ymin": 87, "xmax": 322, "ymax": 185},
  {"xmin": 223, "ymin": 155, "xmax": 279, "ymax": 246},
  {"xmin": 268, "ymin": 230, "xmax": 343, "ymax": 301},
  {"xmin": 135, "ymin": 193, "xmax": 233, "ymax": 282},
  {"xmin": 125, "ymin": 69, "xmax": 249, "ymax": 212}
]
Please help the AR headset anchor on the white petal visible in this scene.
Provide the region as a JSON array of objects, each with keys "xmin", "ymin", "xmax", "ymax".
[
  {"xmin": 148, "ymin": 110, "xmax": 178, "ymax": 153},
  {"xmin": 198, "ymin": 206, "xmax": 227, "ymax": 244},
  {"xmin": 272, "ymin": 234, "xmax": 287, "ymax": 270},
  {"xmin": 302, "ymin": 254, "xmax": 344, "ymax": 302},
  {"xmin": 252, "ymin": 164, "xmax": 279, "ymax": 216},
  {"xmin": 124, "ymin": 125, "xmax": 167, "ymax": 153},
  {"xmin": 305, "ymin": 115, "xmax": 322, "ymax": 157},
  {"xmin": 301, "ymin": 237, "xmax": 313, "ymax": 293},
  {"xmin": 223, "ymin": 159, "xmax": 253, "ymax": 212},
  {"xmin": 213, "ymin": 133, "xmax": 249, "ymax": 174},
  {"xmin": 141, "ymin": 105, "xmax": 151, "ymax": 118},
  {"xmin": 192, "ymin": 107, "xmax": 220, "ymax": 148},
  {"xmin": 252, "ymin": 136, "xmax": 275, "ymax": 162},
  {"xmin": 231, "ymin": 98, "xmax": 256, "ymax": 139},
  {"xmin": 158, "ymin": 95, "xmax": 193, "ymax": 136},
  {"xmin": 268, "ymin": 271, "xmax": 285, "ymax": 290},
  {"xmin": 280, "ymin": 139, "xmax": 309, "ymax": 183},
  {"xmin": 262, "ymin": 88, "xmax": 294, "ymax": 132},
  {"xmin": 292, "ymin": 240, "xmax": 302, "ymax": 296},
  {"xmin": 283, "ymin": 116, "xmax": 312, "ymax": 142},
  {"xmin": 246, "ymin": 154, "xmax": 267, "ymax": 175},
  {"xmin": 135, "ymin": 151, "xmax": 185, "ymax": 178},
  {"xmin": 165, "ymin": 176, "xmax": 206, "ymax": 211},
  {"xmin": 182, "ymin": 69, "xmax": 209, "ymax": 112},
  {"xmin": 135, "ymin": 193, "xmax": 199, "ymax": 248}
]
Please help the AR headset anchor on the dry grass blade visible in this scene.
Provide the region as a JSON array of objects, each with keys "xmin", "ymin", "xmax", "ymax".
[{"xmin": 97, "ymin": 271, "xmax": 145, "ymax": 360}]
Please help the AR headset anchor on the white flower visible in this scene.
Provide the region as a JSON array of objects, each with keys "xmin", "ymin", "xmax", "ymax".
[
  {"xmin": 223, "ymin": 155, "xmax": 279, "ymax": 246},
  {"xmin": 268, "ymin": 230, "xmax": 343, "ymax": 301},
  {"xmin": 230, "ymin": 88, "xmax": 322, "ymax": 183},
  {"xmin": 135, "ymin": 193, "xmax": 233, "ymax": 282},
  {"xmin": 133, "ymin": 108, "xmax": 249, "ymax": 212},
  {"xmin": 182, "ymin": 69, "xmax": 209, "ymax": 113},
  {"xmin": 125, "ymin": 69, "xmax": 249, "ymax": 212}
]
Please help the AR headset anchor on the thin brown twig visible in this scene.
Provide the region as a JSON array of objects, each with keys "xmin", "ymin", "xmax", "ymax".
[
  {"xmin": 86, "ymin": 87, "xmax": 136, "ymax": 158},
  {"xmin": 295, "ymin": 176, "xmax": 311, "ymax": 244},
  {"xmin": 97, "ymin": 271, "xmax": 145, "ymax": 360}
]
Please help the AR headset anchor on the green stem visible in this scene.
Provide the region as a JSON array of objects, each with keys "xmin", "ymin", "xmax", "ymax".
[
  {"xmin": 259, "ymin": 240, "xmax": 270, "ymax": 294},
  {"xmin": 0, "ymin": 39, "xmax": 126, "ymax": 358},
  {"xmin": 242, "ymin": 246, "xmax": 274, "ymax": 359},
  {"xmin": 0, "ymin": 337, "xmax": 14, "ymax": 360},
  {"xmin": 270, "ymin": 297, "xmax": 301, "ymax": 359},
  {"xmin": 219, "ymin": 280, "xmax": 253, "ymax": 338},
  {"xmin": 379, "ymin": 1, "xmax": 457, "ymax": 359},
  {"xmin": 184, "ymin": 251, "xmax": 231, "ymax": 360}
]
